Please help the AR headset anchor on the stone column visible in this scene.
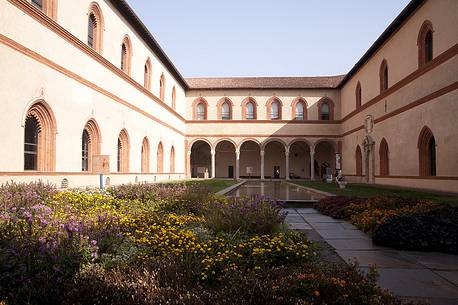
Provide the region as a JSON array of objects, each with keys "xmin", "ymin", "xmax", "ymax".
[
  {"xmin": 285, "ymin": 148, "xmax": 290, "ymax": 180},
  {"xmin": 235, "ymin": 149, "xmax": 240, "ymax": 180},
  {"xmin": 211, "ymin": 149, "xmax": 216, "ymax": 179},
  {"xmin": 310, "ymin": 148, "xmax": 315, "ymax": 181},
  {"xmin": 260, "ymin": 150, "xmax": 265, "ymax": 180}
]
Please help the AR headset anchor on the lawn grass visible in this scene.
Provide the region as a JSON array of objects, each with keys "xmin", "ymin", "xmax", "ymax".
[
  {"xmin": 184, "ymin": 179, "xmax": 239, "ymax": 193},
  {"xmin": 291, "ymin": 180, "xmax": 458, "ymax": 206}
]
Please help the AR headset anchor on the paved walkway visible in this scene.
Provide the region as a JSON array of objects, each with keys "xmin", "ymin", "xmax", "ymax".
[{"xmin": 284, "ymin": 208, "xmax": 458, "ymax": 305}]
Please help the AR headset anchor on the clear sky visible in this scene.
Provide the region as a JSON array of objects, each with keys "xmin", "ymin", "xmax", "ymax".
[{"xmin": 126, "ymin": 0, "xmax": 411, "ymax": 78}]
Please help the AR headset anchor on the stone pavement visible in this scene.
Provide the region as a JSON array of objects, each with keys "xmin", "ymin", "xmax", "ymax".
[{"xmin": 284, "ymin": 208, "xmax": 458, "ymax": 305}]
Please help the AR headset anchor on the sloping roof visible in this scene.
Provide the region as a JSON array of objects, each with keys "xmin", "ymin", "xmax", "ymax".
[
  {"xmin": 185, "ymin": 76, "xmax": 345, "ymax": 90},
  {"xmin": 338, "ymin": 0, "xmax": 425, "ymax": 88},
  {"xmin": 107, "ymin": 0, "xmax": 188, "ymax": 90}
]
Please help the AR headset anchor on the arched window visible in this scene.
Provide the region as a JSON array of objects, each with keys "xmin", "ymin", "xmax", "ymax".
[
  {"xmin": 355, "ymin": 145, "xmax": 362, "ymax": 176},
  {"xmin": 121, "ymin": 36, "xmax": 132, "ymax": 75},
  {"xmin": 87, "ymin": 3, "xmax": 104, "ymax": 53},
  {"xmin": 247, "ymin": 102, "xmax": 255, "ymax": 119},
  {"xmin": 32, "ymin": 0, "xmax": 57, "ymax": 19},
  {"xmin": 418, "ymin": 126, "xmax": 436, "ymax": 176},
  {"xmin": 221, "ymin": 102, "xmax": 230, "ymax": 120},
  {"xmin": 159, "ymin": 74, "xmax": 165, "ymax": 101},
  {"xmin": 117, "ymin": 129, "xmax": 129, "ymax": 173},
  {"xmin": 193, "ymin": 98, "xmax": 208, "ymax": 120},
  {"xmin": 172, "ymin": 86, "xmax": 176, "ymax": 110},
  {"xmin": 291, "ymin": 98, "xmax": 307, "ymax": 120},
  {"xmin": 356, "ymin": 82, "xmax": 362, "ymax": 108},
  {"xmin": 242, "ymin": 97, "xmax": 257, "ymax": 120},
  {"xmin": 82, "ymin": 130, "xmax": 90, "ymax": 172},
  {"xmin": 24, "ymin": 101, "xmax": 56, "ymax": 171},
  {"xmin": 24, "ymin": 116, "xmax": 39, "ymax": 170},
  {"xmin": 379, "ymin": 138, "xmax": 389, "ymax": 176},
  {"xmin": 317, "ymin": 97, "xmax": 334, "ymax": 121},
  {"xmin": 170, "ymin": 146, "xmax": 175, "ymax": 173},
  {"xmin": 380, "ymin": 60, "xmax": 389, "ymax": 93},
  {"xmin": 418, "ymin": 21, "xmax": 434, "ymax": 67},
  {"xmin": 217, "ymin": 98, "xmax": 232, "ymax": 120},
  {"xmin": 157, "ymin": 142, "xmax": 164, "ymax": 173},
  {"xmin": 141, "ymin": 137, "xmax": 150, "ymax": 173},
  {"xmin": 267, "ymin": 98, "xmax": 282, "ymax": 120},
  {"xmin": 144, "ymin": 58, "xmax": 152, "ymax": 90},
  {"xmin": 81, "ymin": 119, "xmax": 101, "ymax": 172}
]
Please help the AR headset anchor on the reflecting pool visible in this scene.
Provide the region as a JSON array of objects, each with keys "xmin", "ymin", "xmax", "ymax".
[{"xmin": 228, "ymin": 181, "xmax": 325, "ymax": 201}]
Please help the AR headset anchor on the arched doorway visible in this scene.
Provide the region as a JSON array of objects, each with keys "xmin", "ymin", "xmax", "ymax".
[
  {"xmin": 190, "ymin": 140, "xmax": 211, "ymax": 178},
  {"xmin": 289, "ymin": 141, "xmax": 311, "ymax": 179},
  {"xmin": 239, "ymin": 140, "xmax": 261, "ymax": 179},
  {"xmin": 264, "ymin": 140, "xmax": 286, "ymax": 179},
  {"xmin": 215, "ymin": 140, "xmax": 236, "ymax": 178},
  {"xmin": 314, "ymin": 141, "xmax": 335, "ymax": 181}
]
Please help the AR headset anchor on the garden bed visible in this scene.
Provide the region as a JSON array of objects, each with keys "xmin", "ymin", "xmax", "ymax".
[
  {"xmin": 314, "ymin": 195, "xmax": 458, "ymax": 254},
  {"xmin": 0, "ymin": 182, "xmax": 421, "ymax": 305}
]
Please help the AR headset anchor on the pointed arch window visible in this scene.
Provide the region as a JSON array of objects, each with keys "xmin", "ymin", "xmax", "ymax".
[
  {"xmin": 24, "ymin": 116, "xmax": 39, "ymax": 170},
  {"xmin": 246, "ymin": 102, "xmax": 255, "ymax": 119},
  {"xmin": 170, "ymin": 146, "xmax": 175, "ymax": 173},
  {"xmin": 144, "ymin": 59, "xmax": 152, "ymax": 90},
  {"xmin": 355, "ymin": 145, "xmax": 362, "ymax": 176},
  {"xmin": 271, "ymin": 101, "xmax": 279, "ymax": 120},
  {"xmin": 217, "ymin": 98, "xmax": 232, "ymax": 120},
  {"xmin": 121, "ymin": 36, "xmax": 132, "ymax": 75},
  {"xmin": 117, "ymin": 129, "xmax": 129, "ymax": 173},
  {"xmin": 81, "ymin": 119, "xmax": 101, "ymax": 172},
  {"xmin": 267, "ymin": 98, "xmax": 282, "ymax": 120},
  {"xmin": 317, "ymin": 97, "xmax": 334, "ymax": 121},
  {"xmin": 242, "ymin": 97, "xmax": 257, "ymax": 120},
  {"xmin": 87, "ymin": 3, "xmax": 104, "ymax": 53},
  {"xmin": 292, "ymin": 98, "xmax": 307, "ymax": 120},
  {"xmin": 159, "ymin": 74, "xmax": 165, "ymax": 101},
  {"xmin": 418, "ymin": 21, "xmax": 434, "ymax": 67},
  {"xmin": 172, "ymin": 86, "xmax": 176, "ymax": 110},
  {"xmin": 418, "ymin": 126, "xmax": 436, "ymax": 176},
  {"xmin": 24, "ymin": 101, "xmax": 56, "ymax": 171},
  {"xmin": 157, "ymin": 142, "xmax": 164, "ymax": 173},
  {"xmin": 380, "ymin": 60, "xmax": 389, "ymax": 93},
  {"xmin": 141, "ymin": 137, "xmax": 150, "ymax": 173},
  {"xmin": 379, "ymin": 138, "xmax": 389, "ymax": 176},
  {"xmin": 356, "ymin": 82, "xmax": 362, "ymax": 108}
]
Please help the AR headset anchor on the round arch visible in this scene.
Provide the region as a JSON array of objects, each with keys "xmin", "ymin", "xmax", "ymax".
[
  {"xmin": 215, "ymin": 140, "xmax": 237, "ymax": 178},
  {"xmin": 261, "ymin": 138, "xmax": 288, "ymax": 151},
  {"xmin": 189, "ymin": 138, "xmax": 213, "ymax": 151},
  {"xmin": 23, "ymin": 100, "xmax": 57, "ymax": 171},
  {"xmin": 190, "ymin": 140, "xmax": 212, "ymax": 178},
  {"xmin": 214, "ymin": 138, "xmax": 238, "ymax": 150}
]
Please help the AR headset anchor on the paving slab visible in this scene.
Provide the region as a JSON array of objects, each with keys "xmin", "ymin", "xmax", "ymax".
[
  {"xmin": 337, "ymin": 250, "xmax": 419, "ymax": 268},
  {"xmin": 288, "ymin": 223, "xmax": 312, "ymax": 230},
  {"xmin": 400, "ymin": 252, "xmax": 458, "ymax": 271},
  {"xmin": 326, "ymin": 238, "xmax": 384, "ymax": 250},
  {"xmin": 435, "ymin": 271, "xmax": 458, "ymax": 286},
  {"xmin": 282, "ymin": 208, "xmax": 299, "ymax": 215},
  {"xmin": 295, "ymin": 208, "xmax": 319, "ymax": 214},
  {"xmin": 301, "ymin": 214, "xmax": 341, "ymax": 223},
  {"xmin": 402, "ymin": 297, "xmax": 458, "ymax": 305},
  {"xmin": 360, "ymin": 268, "xmax": 458, "ymax": 299},
  {"xmin": 340, "ymin": 222, "xmax": 358, "ymax": 230},
  {"xmin": 315, "ymin": 229, "xmax": 371, "ymax": 240},
  {"xmin": 285, "ymin": 215, "xmax": 305, "ymax": 223},
  {"xmin": 307, "ymin": 222, "xmax": 348, "ymax": 230}
]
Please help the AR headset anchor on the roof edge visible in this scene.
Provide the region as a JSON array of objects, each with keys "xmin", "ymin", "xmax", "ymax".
[
  {"xmin": 338, "ymin": 0, "xmax": 426, "ymax": 88},
  {"xmin": 108, "ymin": 0, "xmax": 189, "ymax": 90}
]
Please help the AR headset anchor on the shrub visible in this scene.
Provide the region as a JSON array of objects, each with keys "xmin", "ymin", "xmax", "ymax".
[
  {"xmin": 314, "ymin": 196, "xmax": 363, "ymax": 219},
  {"xmin": 204, "ymin": 196, "xmax": 286, "ymax": 234},
  {"xmin": 373, "ymin": 207, "xmax": 458, "ymax": 253}
]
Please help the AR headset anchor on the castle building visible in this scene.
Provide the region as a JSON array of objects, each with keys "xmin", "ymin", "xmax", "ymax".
[{"xmin": 1, "ymin": 0, "xmax": 457, "ymax": 192}]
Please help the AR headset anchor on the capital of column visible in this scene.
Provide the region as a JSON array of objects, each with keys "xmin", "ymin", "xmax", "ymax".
[
  {"xmin": 211, "ymin": 149, "xmax": 216, "ymax": 155},
  {"xmin": 260, "ymin": 150, "xmax": 265, "ymax": 157},
  {"xmin": 235, "ymin": 150, "xmax": 240, "ymax": 159}
]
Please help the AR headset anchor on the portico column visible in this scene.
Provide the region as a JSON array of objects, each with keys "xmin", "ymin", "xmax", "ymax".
[
  {"xmin": 310, "ymin": 149, "xmax": 315, "ymax": 181},
  {"xmin": 235, "ymin": 149, "xmax": 240, "ymax": 180},
  {"xmin": 285, "ymin": 147, "xmax": 290, "ymax": 180},
  {"xmin": 211, "ymin": 149, "xmax": 216, "ymax": 179},
  {"xmin": 186, "ymin": 150, "xmax": 191, "ymax": 178},
  {"xmin": 260, "ymin": 150, "xmax": 265, "ymax": 180}
]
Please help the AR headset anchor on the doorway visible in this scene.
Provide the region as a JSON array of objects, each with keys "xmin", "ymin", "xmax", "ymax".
[{"xmin": 228, "ymin": 166, "xmax": 234, "ymax": 178}]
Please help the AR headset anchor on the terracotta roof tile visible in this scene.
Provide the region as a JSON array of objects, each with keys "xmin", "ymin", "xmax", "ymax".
[{"xmin": 185, "ymin": 76, "xmax": 346, "ymax": 90}]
